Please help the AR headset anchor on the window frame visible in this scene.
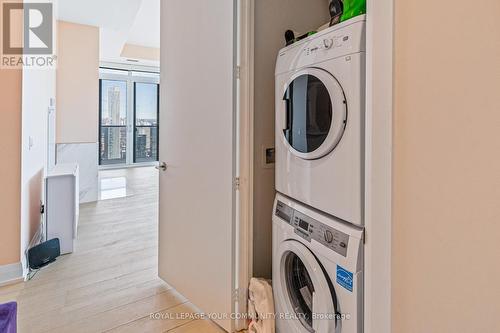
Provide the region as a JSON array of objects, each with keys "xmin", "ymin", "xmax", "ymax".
[
  {"xmin": 99, "ymin": 66, "xmax": 160, "ymax": 167},
  {"xmin": 133, "ymin": 82, "xmax": 160, "ymax": 163}
]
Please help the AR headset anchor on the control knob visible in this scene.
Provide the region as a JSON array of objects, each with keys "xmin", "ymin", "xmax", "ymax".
[
  {"xmin": 324, "ymin": 230, "xmax": 334, "ymax": 243},
  {"xmin": 323, "ymin": 38, "xmax": 334, "ymax": 49}
]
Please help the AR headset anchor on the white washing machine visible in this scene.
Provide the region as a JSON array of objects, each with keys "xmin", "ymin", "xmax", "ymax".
[
  {"xmin": 273, "ymin": 194, "xmax": 363, "ymax": 333},
  {"xmin": 275, "ymin": 16, "xmax": 366, "ymax": 226}
]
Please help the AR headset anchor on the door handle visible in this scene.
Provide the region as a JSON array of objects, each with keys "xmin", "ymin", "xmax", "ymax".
[
  {"xmin": 282, "ymin": 99, "xmax": 289, "ymax": 131},
  {"xmin": 283, "ymin": 98, "xmax": 292, "ymax": 138},
  {"xmin": 156, "ymin": 162, "xmax": 168, "ymax": 171}
]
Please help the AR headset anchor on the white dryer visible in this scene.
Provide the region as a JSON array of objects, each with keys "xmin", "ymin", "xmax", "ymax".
[
  {"xmin": 275, "ymin": 16, "xmax": 366, "ymax": 226},
  {"xmin": 273, "ymin": 194, "xmax": 363, "ymax": 333}
]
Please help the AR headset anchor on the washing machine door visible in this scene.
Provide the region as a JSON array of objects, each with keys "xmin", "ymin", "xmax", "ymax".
[
  {"xmin": 275, "ymin": 240, "xmax": 338, "ymax": 333},
  {"xmin": 280, "ymin": 68, "xmax": 347, "ymax": 160}
]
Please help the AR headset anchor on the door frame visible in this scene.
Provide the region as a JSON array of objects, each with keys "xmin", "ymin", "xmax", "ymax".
[
  {"xmin": 234, "ymin": 0, "xmax": 254, "ymax": 330},
  {"xmin": 363, "ymin": 0, "xmax": 394, "ymax": 332},
  {"xmin": 237, "ymin": 1, "xmax": 394, "ymax": 332}
]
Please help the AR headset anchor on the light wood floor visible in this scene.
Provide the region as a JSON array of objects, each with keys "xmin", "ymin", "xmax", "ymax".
[{"xmin": 0, "ymin": 167, "xmax": 225, "ymax": 333}]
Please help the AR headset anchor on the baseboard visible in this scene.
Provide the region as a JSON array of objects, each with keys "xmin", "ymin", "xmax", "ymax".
[{"xmin": 0, "ymin": 262, "xmax": 23, "ymax": 287}]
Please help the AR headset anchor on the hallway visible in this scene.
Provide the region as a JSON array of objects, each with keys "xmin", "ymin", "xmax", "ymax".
[{"xmin": 0, "ymin": 167, "xmax": 223, "ymax": 333}]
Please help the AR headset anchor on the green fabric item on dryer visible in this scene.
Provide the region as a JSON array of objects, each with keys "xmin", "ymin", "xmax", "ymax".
[{"xmin": 340, "ymin": 0, "xmax": 366, "ymax": 22}]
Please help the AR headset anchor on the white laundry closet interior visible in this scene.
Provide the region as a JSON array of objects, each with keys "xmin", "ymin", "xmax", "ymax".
[{"xmin": 251, "ymin": 0, "xmax": 331, "ymax": 279}]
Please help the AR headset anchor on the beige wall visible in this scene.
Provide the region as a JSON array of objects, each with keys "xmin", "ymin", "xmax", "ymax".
[
  {"xmin": 121, "ymin": 43, "xmax": 160, "ymax": 62},
  {"xmin": 0, "ymin": 0, "xmax": 22, "ymax": 266},
  {"xmin": 393, "ymin": 0, "xmax": 500, "ymax": 331},
  {"xmin": 56, "ymin": 21, "xmax": 99, "ymax": 144},
  {"xmin": 252, "ymin": 0, "xmax": 330, "ymax": 278},
  {"xmin": 0, "ymin": 69, "xmax": 22, "ymax": 266}
]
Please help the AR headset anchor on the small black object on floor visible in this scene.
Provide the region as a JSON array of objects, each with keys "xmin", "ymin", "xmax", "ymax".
[{"xmin": 28, "ymin": 238, "xmax": 61, "ymax": 270}]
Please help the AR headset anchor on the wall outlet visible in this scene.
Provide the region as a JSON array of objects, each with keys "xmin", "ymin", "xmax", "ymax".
[{"xmin": 262, "ymin": 146, "xmax": 275, "ymax": 168}]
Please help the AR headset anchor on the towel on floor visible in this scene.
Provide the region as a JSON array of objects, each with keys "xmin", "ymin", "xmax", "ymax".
[
  {"xmin": 0, "ymin": 302, "xmax": 17, "ymax": 333},
  {"xmin": 248, "ymin": 278, "xmax": 275, "ymax": 333}
]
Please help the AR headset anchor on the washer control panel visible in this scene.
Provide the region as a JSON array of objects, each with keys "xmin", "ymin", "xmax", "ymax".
[{"xmin": 275, "ymin": 201, "xmax": 349, "ymax": 257}]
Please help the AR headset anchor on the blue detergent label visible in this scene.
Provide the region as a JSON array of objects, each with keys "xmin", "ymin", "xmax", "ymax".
[{"xmin": 336, "ymin": 265, "xmax": 354, "ymax": 292}]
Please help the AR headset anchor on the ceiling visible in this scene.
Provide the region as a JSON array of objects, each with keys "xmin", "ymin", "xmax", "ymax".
[
  {"xmin": 127, "ymin": 0, "xmax": 160, "ymax": 48},
  {"xmin": 57, "ymin": 0, "xmax": 160, "ymax": 65}
]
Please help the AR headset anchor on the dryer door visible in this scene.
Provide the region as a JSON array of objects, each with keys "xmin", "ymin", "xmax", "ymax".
[
  {"xmin": 280, "ymin": 68, "xmax": 347, "ymax": 160},
  {"xmin": 275, "ymin": 240, "xmax": 338, "ymax": 333}
]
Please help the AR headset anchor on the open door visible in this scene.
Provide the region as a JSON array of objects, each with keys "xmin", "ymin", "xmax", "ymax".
[{"xmin": 158, "ymin": 1, "xmax": 238, "ymax": 332}]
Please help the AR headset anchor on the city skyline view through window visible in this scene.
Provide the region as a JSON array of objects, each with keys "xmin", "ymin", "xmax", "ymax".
[
  {"xmin": 135, "ymin": 83, "xmax": 159, "ymax": 163},
  {"xmin": 99, "ymin": 68, "xmax": 159, "ymax": 166}
]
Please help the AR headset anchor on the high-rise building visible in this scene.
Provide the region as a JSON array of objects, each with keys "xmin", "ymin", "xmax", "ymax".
[
  {"xmin": 107, "ymin": 87, "xmax": 121, "ymax": 160},
  {"xmin": 101, "ymin": 127, "xmax": 109, "ymax": 161},
  {"xmin": 136, "ymin": 134, "xmax": 147, "ymax": 160},
  {"xmin": 150, "ymin": 127, "xmax": 158, "ymax": 160}
]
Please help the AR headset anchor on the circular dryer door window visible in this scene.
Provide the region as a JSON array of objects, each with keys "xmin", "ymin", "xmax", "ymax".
[
  {"xmin": 276, "ymin": 240, "xmax": 337, "ymax": 333},
  {"xmin": 281, "ymin": 68, "xmax": 347, "ymax": 160}
]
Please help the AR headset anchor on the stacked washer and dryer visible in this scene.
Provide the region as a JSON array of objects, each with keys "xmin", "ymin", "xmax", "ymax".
[{"xmin": 272, "ymin": 15, "xmax": 366, "ymax": 333}]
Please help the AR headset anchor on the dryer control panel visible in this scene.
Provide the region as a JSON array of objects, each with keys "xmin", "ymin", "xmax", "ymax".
[
  {"xmin": 275, "ymin": 16, "xmax": 366, "ymax": 76},
  {"xmin": 275, "ymin": 201, "xmax": 349, "ymax": 257}
]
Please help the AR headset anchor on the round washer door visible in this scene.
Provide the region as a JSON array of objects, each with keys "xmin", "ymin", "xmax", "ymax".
[
  {"xmin": 275, "ymin": 240, "xmax": 337, "ymax": 333},
  {"xmin": 280, "ymin": 68, "xmax": 347, "ymax": 160}
]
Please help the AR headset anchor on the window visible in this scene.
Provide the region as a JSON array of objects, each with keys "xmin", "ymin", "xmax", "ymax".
[
  {"xmin": 134, "ymin": 83, "xmax": 159, "ymax": 163},
  {"xmin": 283, "ymin": 74, "xmax": 333, "ymax": 154},
  {"xmin": 99, "ymin": 67, "xmax": 160, "ymax": 166},
  {"xmin": 100, "ymin": 80, "xmax": 128, "ymax": 165}
]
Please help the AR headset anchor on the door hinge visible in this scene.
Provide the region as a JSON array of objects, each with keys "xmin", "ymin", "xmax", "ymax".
[
  {"xmin": 234, "ymin": 177, "xmax": 241, "ymax": 190},
  {"xmin": 232, "ymin": 287, "xmax": 247, "ymax": 304},
  {"xmin": 232, "ymin": 288, "xmax": 240, "ymax": 302},
  {"xmin": 235, "ymin": 66, "xmax": 241, "ymax": 80}
]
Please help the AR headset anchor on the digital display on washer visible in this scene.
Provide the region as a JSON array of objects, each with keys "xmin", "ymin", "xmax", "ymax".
[{"xmin": 298, "ymin": 219, "xmax": 309, "ymax": 231}]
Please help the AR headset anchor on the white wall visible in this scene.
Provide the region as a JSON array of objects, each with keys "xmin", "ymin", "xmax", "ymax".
[
  {"xmin": 252, "ymin": 0, "xmax": 330, "ymax": 278},
  {"xmin": 20, "ymin": 0, "xmax": 57, "ymax": 273},
  {"xmin": 21, "ymin": 67, "xmax": 56, "ymax": 272}
]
